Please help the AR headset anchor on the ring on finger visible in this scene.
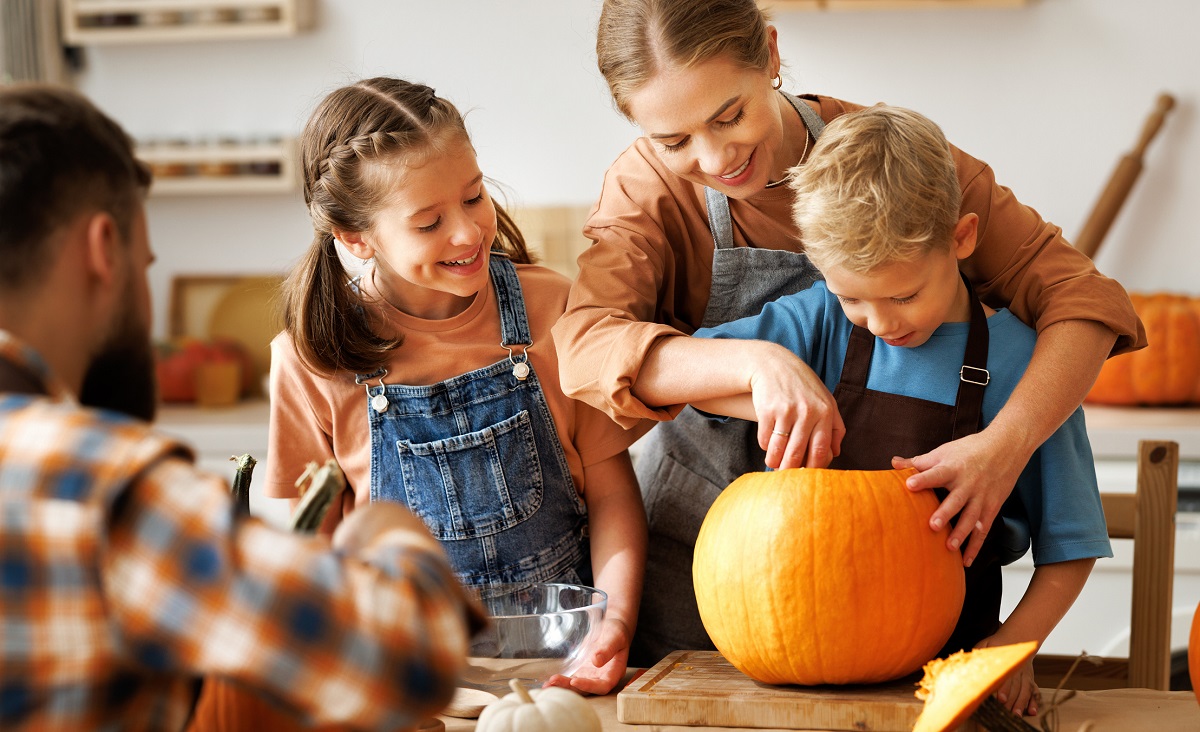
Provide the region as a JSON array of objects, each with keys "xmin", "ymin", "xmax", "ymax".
[{"xmin": 772, "ymin": 429, "xmax": 790, "ymax": 437}]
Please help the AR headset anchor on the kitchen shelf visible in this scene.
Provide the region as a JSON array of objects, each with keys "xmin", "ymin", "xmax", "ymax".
[
  {"xmin": 60, "ymin": 0, "xmax": 315, "ymax": 45},
  {"xmin": 760, "ymin": 0, "xmax": 1027, "ymax": 10},
  {"xmin": 137, "ymin": 137, "xmax": 298, "ymax": 196}
]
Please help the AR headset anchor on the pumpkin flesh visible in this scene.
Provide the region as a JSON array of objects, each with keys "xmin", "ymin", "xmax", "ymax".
[{"xmin": 911, "ymin": 640, "xmax": 1038, "ymax": 732}]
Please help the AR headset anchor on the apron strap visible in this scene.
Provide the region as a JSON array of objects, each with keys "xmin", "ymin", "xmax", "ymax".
[
  {"xmin": 785, "ymin": 92, "xmax": 826, "ymax": 138},
  {"xmin": 951, "ymin": 275, "xmax": 990, "ymax": 440},
  {"xmin": 839, "ymin": 272, "xmax": 989, "ymax": 440},
  {"xmin": 839, "ymin": 323, "xmax": 875, "ymax": 389},
  {"xmin": 489, "ymin": 253, "xmax": 534, "ymax": 348},
  {"xmin": 704, "ymin": 93, "xmax": 826, "ymax": 250}
]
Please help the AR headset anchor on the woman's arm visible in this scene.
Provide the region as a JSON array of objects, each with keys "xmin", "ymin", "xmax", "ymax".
[
  {"xmin": 547, "ymin": 450, "xmax": 646, "ymax": 695},
  {"xmin": 976, "ymin": 557, "xmax": 1096, "ymax": 717},
  {"xmin": 895, "ymin": 319, "xmax": 1115, "ymax": 563},
  {"xmin": 633, "ymin": 335, "xmax": 844, "ymax": 469}
]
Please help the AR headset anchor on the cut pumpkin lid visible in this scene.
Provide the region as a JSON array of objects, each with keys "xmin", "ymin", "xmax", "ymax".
[{"xmin": 911, "ymin": 640, "xmax": 1039, "ymax": 732}]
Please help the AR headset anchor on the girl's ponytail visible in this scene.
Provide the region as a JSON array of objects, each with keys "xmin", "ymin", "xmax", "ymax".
[{"xmin": 281, "ymin": 232, "xmax": 399, "ymax": 374}]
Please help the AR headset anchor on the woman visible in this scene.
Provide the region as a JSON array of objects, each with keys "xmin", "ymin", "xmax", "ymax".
[{"xmin": 550, "ymin": 0, "xmax": 1144, "ymax": 667}]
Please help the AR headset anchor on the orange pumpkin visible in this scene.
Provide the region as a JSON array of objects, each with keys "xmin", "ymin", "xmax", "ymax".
[
  {"xmin": 1087, "ymin": 293, "xmax": 1200, "ymax": 406},
  {"xmin": 692, "ymin": 468, "xmax": 966, "ymax": 686},
  {"xmin": 1190, "ymin": 601, "xmax": 1199, "ymax": 706}
]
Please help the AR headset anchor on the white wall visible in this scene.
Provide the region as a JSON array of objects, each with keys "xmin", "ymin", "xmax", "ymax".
[{"xmin": 74, "ymin": 0, "xmax": 1199, "ymax": 339}]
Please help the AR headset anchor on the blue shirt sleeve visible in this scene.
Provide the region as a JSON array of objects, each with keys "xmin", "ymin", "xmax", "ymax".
[
  {"xmin": 693, "ymin": 283, "xmax": 839, "ymax": 379},
  {"xmin": 997, "ymin": 407, "xmax": 1113, "ymax": 566}
]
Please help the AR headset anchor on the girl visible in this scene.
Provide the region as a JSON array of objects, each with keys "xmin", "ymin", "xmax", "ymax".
[
  {"xmin": 267, "ymin": 77, "xmax": 646, "ymax": 695},
  {"xmin": 551, "ymin": 0, "xmax": 1144, "ymax": 686}
]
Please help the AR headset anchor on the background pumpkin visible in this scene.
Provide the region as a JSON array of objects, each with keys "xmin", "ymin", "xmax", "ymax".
[
  {"xmin": 692, "ymin": 467, "xmax": 966, "ymax": 686},
  {"xmin": 1086, "ymin": 293, "xmax": 1200, "ymax": 406},
  {"xmin": 1190, "ymin": 601, "xmax": 1199, "ymax": 705}
]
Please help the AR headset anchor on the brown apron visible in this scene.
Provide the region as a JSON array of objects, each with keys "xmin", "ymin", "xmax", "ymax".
[{"xmin": 830, "ymin": 275, "xmax": 1002, "ymax": 654}]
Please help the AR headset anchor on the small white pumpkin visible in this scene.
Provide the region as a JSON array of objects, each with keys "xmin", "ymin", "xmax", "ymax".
[{"xmin": 474, "ymin": 679, "xmax": 601, "ymax": 732}]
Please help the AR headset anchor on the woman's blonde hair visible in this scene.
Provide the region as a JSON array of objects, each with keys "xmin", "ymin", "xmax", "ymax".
[
  {"xmin": 596, "ymin": 0, "xmax": 772, "ymax": 118},
  {"xmin": 790, "ymin": 105, "xmax": 962, "ymax": 275},
  {"xmin": 285, "ymin": 77, "xmax": 533, "ymax": 374}
]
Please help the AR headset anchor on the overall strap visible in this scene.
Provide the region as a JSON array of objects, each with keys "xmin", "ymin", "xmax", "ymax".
[
  {"xmin": 704, "ymin": 92, "xmax": 826, "ymax": 249},
  {"xmin": 951, "ymin": 276, "xmax": 990, "ymax": 440},
  {"xmin": 488, "ymin": 254, "xmax": 533, "ymax": 348}
]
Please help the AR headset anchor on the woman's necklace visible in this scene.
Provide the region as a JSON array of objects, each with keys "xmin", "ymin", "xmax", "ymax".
[{"xmin": 764, "ymin": 127, "xmax": 811, "ymax": 189}]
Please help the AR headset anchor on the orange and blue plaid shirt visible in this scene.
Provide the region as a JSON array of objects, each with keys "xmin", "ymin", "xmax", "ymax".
[{"xmin": 0, "ymin": 331, "xmax": 473, "ymax": 730}]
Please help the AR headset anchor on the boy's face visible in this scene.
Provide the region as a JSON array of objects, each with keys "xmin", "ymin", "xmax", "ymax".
[{"xmin": 823, "ymin": 217, "xmax": 977, "ymax": 349}]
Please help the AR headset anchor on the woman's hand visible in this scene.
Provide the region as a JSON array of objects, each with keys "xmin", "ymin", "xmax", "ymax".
[
  {"xmin": 544, "ymin": 617, "xmax": 631, "ymax": 695},
  {"xmin": 747, "ymin": 342, "xmax": 845, "ymax": 469},
  {"xmin": 892, "ymin": 426, "xmax": 1028, "ymax": 566},
  {"xmin": 975, "ymin": 635, "xmax": 1040, "ymax": 717}
]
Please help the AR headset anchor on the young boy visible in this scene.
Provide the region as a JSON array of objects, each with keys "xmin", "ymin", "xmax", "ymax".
[{"xmin": 638, "ymin": 105, "xmax": 1112, "ymax": 717}]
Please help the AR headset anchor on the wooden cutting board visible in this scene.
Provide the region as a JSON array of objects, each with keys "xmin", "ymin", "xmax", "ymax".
[{"xmin": 618, "ymin": 650, "xmax": 965, "ymax": 731}]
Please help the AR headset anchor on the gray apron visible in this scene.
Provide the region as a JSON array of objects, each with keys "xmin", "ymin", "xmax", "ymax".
[{"xmin": 629, "ymin": 93, "xmax": 826, "ymax": 667}]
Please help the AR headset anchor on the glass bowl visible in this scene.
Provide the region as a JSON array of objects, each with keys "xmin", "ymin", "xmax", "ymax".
[{"xmin": 462, "ymin": 582, "xmax": 607, "ymax": 693}]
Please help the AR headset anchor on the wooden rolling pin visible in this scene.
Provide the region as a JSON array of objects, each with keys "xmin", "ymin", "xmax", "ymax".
[{"xmin": 1074, "ymin": 93, "xmax": 1175, "ymax": 259}]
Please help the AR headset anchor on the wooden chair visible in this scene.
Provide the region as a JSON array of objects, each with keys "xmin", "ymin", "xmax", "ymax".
[{"xmin": 1033, "ymin": 439, "xmax": 1179, "ymax": 690}]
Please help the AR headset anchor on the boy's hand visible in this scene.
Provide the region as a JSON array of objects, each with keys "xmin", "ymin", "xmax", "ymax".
[
  {"xmin": 975, "ymin": 635, "xmax": 1040, "ymax": 716},
  {"xmin": 543, "ymin": 617, "xmax": 631, "ymax": 695},
  {"xmin": 892, "ymin": 429, "xmax": 1026, "ymax": 566}
]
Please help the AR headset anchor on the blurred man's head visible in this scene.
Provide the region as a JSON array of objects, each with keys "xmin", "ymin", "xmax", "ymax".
[{"xmin": 0, "ymin": 84, "xmax": 158, "ymax": 420}]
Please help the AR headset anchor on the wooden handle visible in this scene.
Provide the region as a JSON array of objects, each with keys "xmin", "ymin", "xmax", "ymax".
[
  {"xmin": 1132, "ymin": 93, "xmax": 1175, "ymax": 157},
  {"xmin": 1074, "ymin": 92, "xmax": 1175, "ymax": 259}
]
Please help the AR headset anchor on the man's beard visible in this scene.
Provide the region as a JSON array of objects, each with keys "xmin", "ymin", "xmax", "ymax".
[{"xmin": 79, "ymin": 294, "xmax": 157, "ymax": 423}]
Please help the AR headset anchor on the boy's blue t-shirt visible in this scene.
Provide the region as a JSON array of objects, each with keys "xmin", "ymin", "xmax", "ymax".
[{"xmin": 693, "ymin": 281, "xmax": 1112, "ymax": 567}]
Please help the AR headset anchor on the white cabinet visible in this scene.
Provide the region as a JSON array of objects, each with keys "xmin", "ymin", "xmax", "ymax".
[{"xmin": 1001, "ymin": 404, "xmax": 1200, "ymax": 687}]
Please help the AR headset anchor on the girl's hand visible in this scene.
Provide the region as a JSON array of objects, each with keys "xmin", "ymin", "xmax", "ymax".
[
  {"xmin": 892, "ymin": 428, "xmax": 1026, "ymax": 566},
  {"xmin": 544, "ymin": 617, "xmax": 631, "ymax": 695},
  {"xmin": 975, "ymin": 635, "xmax": 1040, "ymax": 716},
  {"xmin": 747, "ymin": 343, "xmax": 845, "ymax": 470}
]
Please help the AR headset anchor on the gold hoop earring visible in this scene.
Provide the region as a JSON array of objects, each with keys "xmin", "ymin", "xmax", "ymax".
[{"xmin": 772, "ymin": 74, "xmax": 783, "ymax": 90}]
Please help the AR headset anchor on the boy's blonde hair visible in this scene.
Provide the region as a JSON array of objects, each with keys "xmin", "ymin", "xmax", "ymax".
[{"xmin": 790, "ymin": 105, "xmax": 961, "ymax": 275}]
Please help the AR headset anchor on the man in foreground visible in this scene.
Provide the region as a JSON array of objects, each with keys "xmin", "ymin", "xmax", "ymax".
[{"xmin": 0, "ymin": 83, "xmax": 481, "ymax": 731}]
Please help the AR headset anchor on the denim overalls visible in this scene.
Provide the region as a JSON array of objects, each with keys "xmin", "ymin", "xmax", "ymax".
[
  {"xmin": 361, "ymin": 255, "xmax": 591, "ymax": 592},
  {"xmin": 630, "ymin": 93, "xmax": 826, "ymax": 667}
]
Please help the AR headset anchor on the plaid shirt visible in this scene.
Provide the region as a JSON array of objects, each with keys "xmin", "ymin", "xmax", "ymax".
[{"xmin": 0, "ymin": 332, "xmax": 473, "ymax": 731}]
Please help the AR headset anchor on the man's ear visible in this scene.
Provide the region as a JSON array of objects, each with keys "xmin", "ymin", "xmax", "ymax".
[
  {"xmin": 952, "ymin": 213, "xmax": 979, "ymax": 261},
  {"xmin": 335, "ymin": 229, "xmax": 374, "ymax": 260},
  {"xmin": 82, "ymin": 212, "xmax": 121, "ymax": 286}
]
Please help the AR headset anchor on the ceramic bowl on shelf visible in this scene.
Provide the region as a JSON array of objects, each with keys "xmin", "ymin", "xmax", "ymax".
[{"xmin": 462, "ymin": 582, "xmax": 607, "ymax": 694}]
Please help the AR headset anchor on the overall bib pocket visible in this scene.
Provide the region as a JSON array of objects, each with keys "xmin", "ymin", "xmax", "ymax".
[{"xmin": 396, "ymin": 409, "xmax": 543, "ymax": 540}]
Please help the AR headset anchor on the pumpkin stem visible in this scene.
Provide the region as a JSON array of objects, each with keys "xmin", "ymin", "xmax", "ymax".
[
  {"xmin": 971, "ymin": 696, "xmax": 1039, "ymax": 731},
  {"xmin": 508, "ymin": 679, "xmax": 535, "ymax": 704}
]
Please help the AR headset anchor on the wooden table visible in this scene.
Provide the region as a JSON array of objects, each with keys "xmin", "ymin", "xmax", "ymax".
[{"xmin": 440, "ymin": 685, "xmax": 1200, "ymax": 731}]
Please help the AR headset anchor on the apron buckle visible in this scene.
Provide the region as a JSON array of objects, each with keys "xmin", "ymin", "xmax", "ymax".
[{"xmin": 959, "ymin": 365, "xmax": 990, "ymax": 386}]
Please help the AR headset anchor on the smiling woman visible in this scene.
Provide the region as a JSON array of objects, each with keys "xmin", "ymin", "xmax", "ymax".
[{"xmin": 550, "ymin": 0, "xmax": 1146, "ymax": 669}]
